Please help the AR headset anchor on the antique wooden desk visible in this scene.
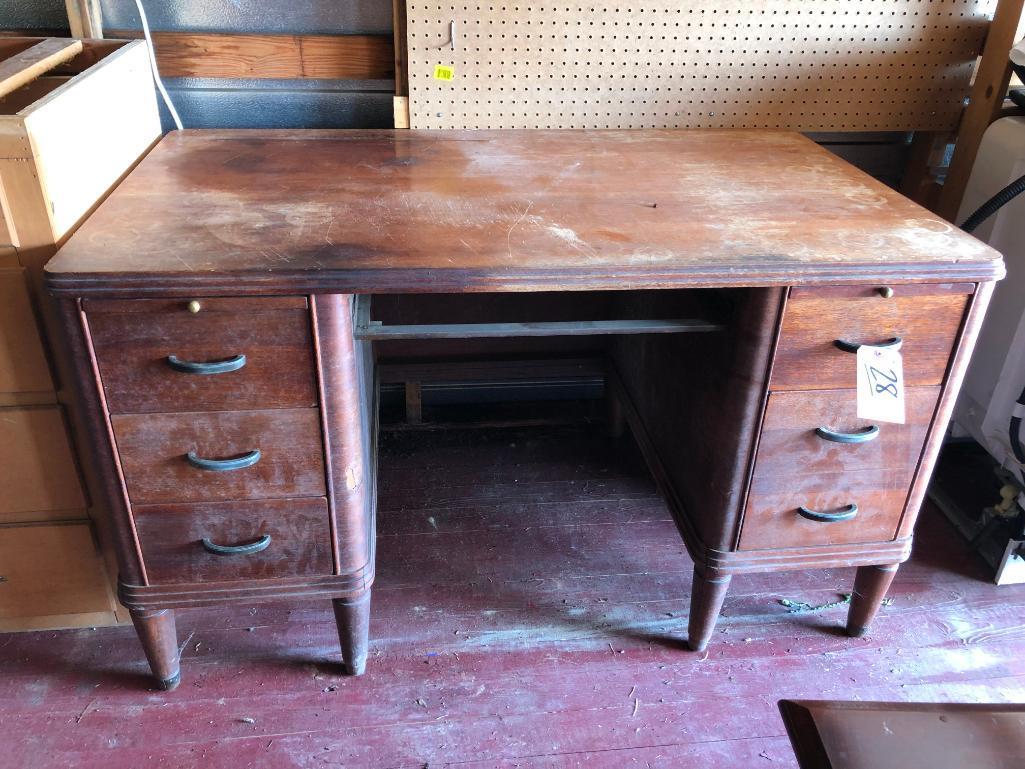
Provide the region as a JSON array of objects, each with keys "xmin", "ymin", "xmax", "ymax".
[{"xmin": 45, "ymin": 129, "xmax": 1002, "ymax": 690}]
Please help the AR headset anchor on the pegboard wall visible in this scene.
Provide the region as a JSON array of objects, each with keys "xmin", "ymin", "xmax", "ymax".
[{"xmin": 406, "ymin": 1, "xmax": 997, "ymax": 130}]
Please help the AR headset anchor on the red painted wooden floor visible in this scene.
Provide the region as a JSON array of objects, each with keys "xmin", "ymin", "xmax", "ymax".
[{"xmin": 3, "ymin": 425, "xmax": 1025, "ymax": 768}]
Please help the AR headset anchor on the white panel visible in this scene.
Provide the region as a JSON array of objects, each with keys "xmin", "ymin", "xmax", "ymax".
[{"xmin": 953, "ymin": 117, "xmax": 1025, "ymax": 482}]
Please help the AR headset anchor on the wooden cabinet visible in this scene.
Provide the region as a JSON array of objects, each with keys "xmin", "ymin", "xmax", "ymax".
[
  {"xmin": 0, "ymin": 38, "xmax": 162, "ymax": 631},
  {"xmin": 0, "ymin": 39, "xmax": 160, "ymax": 263},
  {"xmin": 739, "ymin": 285, "xmax": 974, "ymax": 555},
  {"xmin": 56, "ymin": 293, "xmax": 374, "ymax": 689},
  {"xmin": 693, "ymin": 283, "xmax": 981, "ymax": 648},
  {"xmin": 0, "ymin": 523, "xmax": 117, "ymax": 632},
  {"xmin": 611, "ymin": 280, "xmax": 988, "ymax": 651}
]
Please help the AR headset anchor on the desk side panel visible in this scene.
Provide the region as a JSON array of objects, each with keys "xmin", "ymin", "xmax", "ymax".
[
  {"xmin": 56, "ymin": 297, "xmax": 147, "ymax": 585},
  {"xmin": 311, "ymin": 294, "xmax": 375, "ymax": 585},
  {"xmin": 610, "ymin": 288, "xmax": 783, "ymax": 553}
]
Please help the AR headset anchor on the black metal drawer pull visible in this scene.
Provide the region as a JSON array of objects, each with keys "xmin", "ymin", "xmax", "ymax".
[
  {"xmin": 201, "ymin": 534, "xmax": 271, "ymax": 556},
  {"xmin": 185, "ymin": 449, "xmax": 261, "ymax": 472},
  {"xmin": 166, "ymin": 354, "xmax": 247, "ymax": 375},
  {"xmin": 797, "ymin": 504, "xmax": 859, "ymax": 523},
  {"xmin": 814, "ymin": 425, "xmax": 880, "ymax": 444},
  {"xmin": 833, "ymin": 337, "xmax": 902, "ymax": 354}
]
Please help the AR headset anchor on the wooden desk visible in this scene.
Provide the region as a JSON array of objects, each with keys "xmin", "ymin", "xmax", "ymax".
[{"xmin": 45, "ymin": 129, "xmax": 1003, "ymax": 690}]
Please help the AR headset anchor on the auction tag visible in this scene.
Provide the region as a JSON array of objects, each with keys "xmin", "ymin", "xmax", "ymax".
[
  {"xmin": 856, "ymin": 344, "xmax": 905, "ymax": 424},
  {"xmin": 433, "ymin": 64, "xmax": 455, "ymax": 81}
]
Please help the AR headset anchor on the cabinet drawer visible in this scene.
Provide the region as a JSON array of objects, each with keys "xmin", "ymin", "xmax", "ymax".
[
  {"xmin": 111, "ymin": 408, "xmax": 326, "ymax": 505},
  {"xmin": 738, "ymin": 387, "xmax": 939, "ymax": 551},
  {"xmin": 86, "ymin": 296, "xmax": 317, "ymax": 414},
  {"xmin": 133, "ymin": 498, "xmax": 332, "ymax": 584},
  {"xmin": 771, "ymin": 285, "xmax": 969, "ymax": 390}
]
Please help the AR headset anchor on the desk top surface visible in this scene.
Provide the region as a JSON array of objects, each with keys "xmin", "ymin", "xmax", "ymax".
[{"xmin": 47, "ymin": 129, "xmax": 1003, "ymax": 296}]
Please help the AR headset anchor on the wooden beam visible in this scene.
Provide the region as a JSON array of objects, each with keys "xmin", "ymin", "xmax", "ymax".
[
  {"xmin": 105, "ymin": 30, "xmax": 394, "ymax": 80},
  {"xmin": 355, "ymin": 319, "xmax": 725, "ymax": 341},
  {"xmin": 0, "ymin": 38, "xmax": 83, "ymax": 99},
  {"xmin": 404, "ymin": 382, "xmax": 423, "ymax": 424},
  {"xmin": 378, "ymin": 358, "xmax": 607, "ymax": 384},
  {"xmin": 935, "ymin": 0, "xmax": 1025, "ymax": 222},
  {"xmin": 394, "ymin": 96, "xmax": 410, "ymax": 129},
  {"xmin": 393, "ymin": 0, "xmax": 408, "ymax": 97},
  {"xmin": 392, "ymin": 0, "xmax": 410, "ymax": 127},
  {"xmin": 65, "ymin": 0, "xmax": 103, "ymax": 39},
  {"xmin": 900, "ymin": 131, "xmax": 947, "ymax": 210},
  {"xmin": 0, "ymin": 30, "xmax": 70, "ymax": 40}
]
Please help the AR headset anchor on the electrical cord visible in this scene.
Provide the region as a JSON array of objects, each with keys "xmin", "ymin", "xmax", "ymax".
[
  {"xmin": 1010, "ymin": 384, "xmax": 1025, "ymax": 465},
  {"xmin": 960, "ymin": 171, "xmax": 1025, "ymax": 233},
  {"xmin": 972, "ymin": 176, "xmax": 1025, "ymax": 466},
  {"xmin": 958, "ymin": 164, "xmax": 1025, "ymax": 464},
  {"xmin": 133, "ymin": 0, "xmax": 183, "ymax": 130}
]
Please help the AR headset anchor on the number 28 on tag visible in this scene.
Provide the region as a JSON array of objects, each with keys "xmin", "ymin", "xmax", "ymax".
[{"xmin": 856, "ymin": 344, "xmax": 905, "ymax": 424}]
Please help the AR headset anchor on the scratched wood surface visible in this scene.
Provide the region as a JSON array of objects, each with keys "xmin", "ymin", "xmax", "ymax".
[
  {"xmin": 45, "ymin": 129, "xmax": 1002, "ymax": 297},
  {"xmin": 1, "ymin": 425, "xmax": 1023, "ymax": 768}
]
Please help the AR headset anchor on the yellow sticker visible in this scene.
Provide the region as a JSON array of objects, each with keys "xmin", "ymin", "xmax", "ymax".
[{"xmin": 433, "ymin": 65, "xmax": 455, "ymax": 81}]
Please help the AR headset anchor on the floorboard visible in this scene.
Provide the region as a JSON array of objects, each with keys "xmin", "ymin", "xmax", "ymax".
[{"xmin": 3, "ymin": 425, "xmax": 1024, "ymax": 768}]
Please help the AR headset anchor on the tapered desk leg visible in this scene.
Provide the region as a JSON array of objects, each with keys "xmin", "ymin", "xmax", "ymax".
[
  {"xmin": 687, "ymin": 567, "xmax": 731, "ymax": 652},
  {"xmin": 333, "ymin": 589, "xmax": 371, "ymax": 675},
  {"xmin": 847, "ymin": 563, "xmax": 899, "ymax": 637},
  {"xmin": 130, "ymin": 608, "xmax": 181, "ymax": 690}
]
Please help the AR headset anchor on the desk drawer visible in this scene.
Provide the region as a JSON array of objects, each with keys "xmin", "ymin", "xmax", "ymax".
[
  {"xmin": 771, "ymin": 285, "xmax": 969, "ymax": 390},
  {"xmin": 86, "ymin": 296, "xmax": 317, "ymax": 414},
  {"xmin": 133, "ymin": 497, "xmax": 332, "ymax": 584},
  {"xmin": 738, "ymin": 387, "xmax": 938, "ymax": 551},
  {"xmin": 111, "ymin": 408, "xmax": 326, "ymax": 505}
]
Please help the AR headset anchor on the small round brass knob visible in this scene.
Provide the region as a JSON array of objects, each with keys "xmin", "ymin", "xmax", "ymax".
[
  {"xmin": 877, "ymin": 286, "xmax": 895, "ymax": 299},
  {"xmin": 186, "ymin": 300, "xmax": 202, "ymax": 314}
]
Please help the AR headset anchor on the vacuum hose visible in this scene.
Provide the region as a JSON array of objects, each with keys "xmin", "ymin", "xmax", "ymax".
[
  {"xmin": 960, "ymin": 169, "xmax": 1025, "ymax": 465},
  {"xmin": 961, "ymin": 171, "xmax": 1025, "ymax": 233},
  {"xmin": 1011, "ymin": 383, "xmax": 1025, "ymax": 465}
]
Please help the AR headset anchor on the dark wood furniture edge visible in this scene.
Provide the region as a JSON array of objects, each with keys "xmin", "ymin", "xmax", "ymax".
[
  {"xmin": 118, "ymin": 568, "xmax": 374, "ymax": 611},
  {"xmin": 392, "ymin": 0, "xmax": 408, "ymax": 97},
  {"xmin": 46, "ymin": 261, "xmax": 1007, "ymax": 298},
  {"xmin": 56, "ymin": 297, "xmax": 147, "ymax": 585},
  {"xmin": 782, "ymin": 700, "xmax": 1025, "ymax": 714},
  {"xmin": 378, "ymin": 356, "xmax": 605, "ymax": 381},
  {"xmin": 310, "ymin": 294, "xmax": 375, "ymax": 578},
  {"xmin": 896, "ymin": 280, "xmax": 997, "ymax": 538},
  {"xmin": 778, "ymin": 700, "xmax": 835, "ymax": 769},
  {"xmin": 729, "ymin": 287, "xmax": 789, "ymax": 547},
  {"xmin": 355, "ymin": 288, "xmax": 380, "ymax": 574},
  {"xmin": 310, "ymin": 296, "xmax": 342, "ymax": 571},
  {"xmin": 779, "ymin": 699, "xmax": 1025, "ymax": 769}
]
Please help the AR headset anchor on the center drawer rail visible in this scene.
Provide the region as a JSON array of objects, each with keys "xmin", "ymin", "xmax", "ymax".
[{"xmin": 351, "ymin": 295, "xmax": 724, "ymax": 340}]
